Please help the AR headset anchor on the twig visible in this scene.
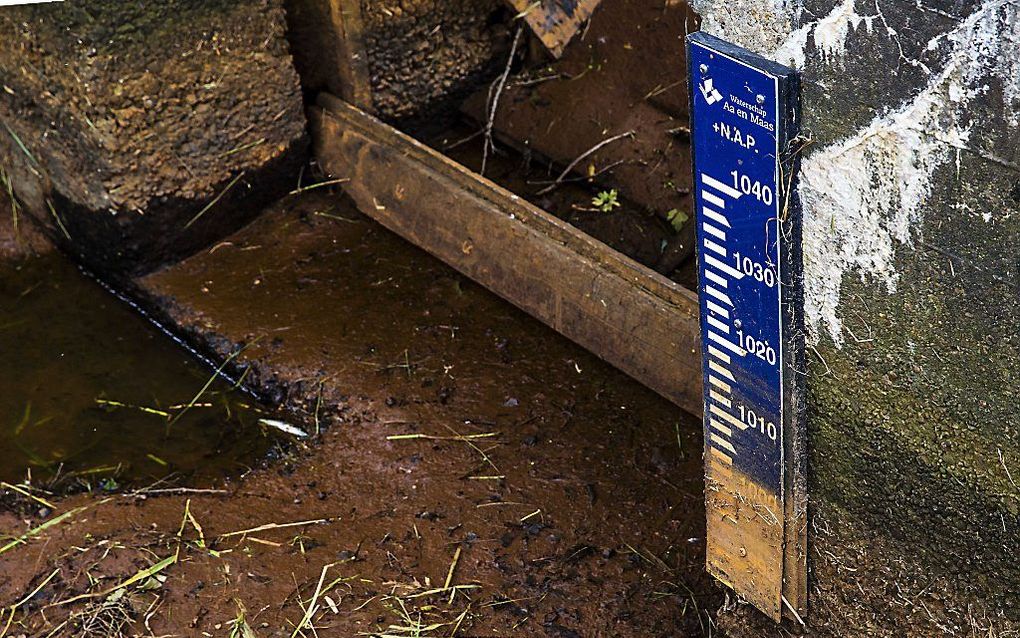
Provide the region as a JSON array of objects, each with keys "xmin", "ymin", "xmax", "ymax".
[
  {"xmin": 482, "ymin": 25, "xmax": 523, "ymax": 176},
  {"xmin": 526, "ymin": 159, "xmax": 629, "ymax": 186},
  {"xmin": 129, "ymin": 487, "xmax": 228, "ymax": 497},
  {"xmin": 535, "ymin": 130, "xmax": 635, "ymax": 195},
  {"xmin": 185, "ymin": 172, "xmax": 245, "ymax": 229},
  {"xmin": 387, "ymin": 432, "xmax": 497, "ymax": 442}
]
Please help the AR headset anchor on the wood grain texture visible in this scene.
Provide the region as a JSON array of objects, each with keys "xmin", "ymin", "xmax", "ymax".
[
  {"xmin": 505, "ymin": 0, "xmax": 604, "ymax": 58},
  {"xmin": 326, "ymin": 0, "xmax": 373, "ymax": 109},
  {"xmin": 311, "ymin": 94, "xmax": 703, "ymax": 414}
]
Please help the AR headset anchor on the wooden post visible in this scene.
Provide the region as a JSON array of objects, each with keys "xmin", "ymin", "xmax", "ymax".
[{"xmin": 326, "ymin": 0, "xmax": 373, "ymax": 110}]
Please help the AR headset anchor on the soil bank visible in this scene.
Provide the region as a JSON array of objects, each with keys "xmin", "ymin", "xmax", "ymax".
[{"xmin": 0, "ymin": 0, "xmax": 308, "ymax": 275}]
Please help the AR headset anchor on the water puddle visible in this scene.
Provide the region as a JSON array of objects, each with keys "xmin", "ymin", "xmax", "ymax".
[{"xmin": 0, "ymin": 255, "xmax": 281, "ymax": 490}]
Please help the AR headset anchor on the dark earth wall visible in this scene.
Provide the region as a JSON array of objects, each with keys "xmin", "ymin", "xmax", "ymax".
[
  {"xmin": 286, "ymin": 0, "xmax": 508, "ymax": 124},
  {"xmin": 0, "ymin": 0, "xmax": 308, "ymax": 276},
  {"xmin": 691, "ymin": 0, "xmax": 1020, "ymax": 634}
]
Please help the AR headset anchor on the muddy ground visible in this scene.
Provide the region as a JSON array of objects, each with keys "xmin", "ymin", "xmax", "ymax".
[
  {"xmin": 456, "ymin": 0, "xmax": 699, "ymax": 277},
  {"xmin": 3, "ymin": 188, "xmax": 1015, "ymax": 638},
  {"xmin": 0, "ymin": 208, "xmax": 49, "ymax": 261},
  {"xmin": 0, "ymin": 192, "xmax": 728, "ymax": 637}
]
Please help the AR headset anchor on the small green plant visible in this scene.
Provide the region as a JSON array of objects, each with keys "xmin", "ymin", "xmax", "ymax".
[
  {"xmin": 592, "ymin": 189, "xmax": 621, "ymax": 212},
  {"xmin": 666, "ymin": 208, "xmax": 689, "ymax": 232}
]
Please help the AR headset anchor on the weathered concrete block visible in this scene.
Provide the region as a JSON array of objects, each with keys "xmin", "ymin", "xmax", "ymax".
[
  {"xmin": 360, "ymin": 0, "xmax": 508, "ymax": 123},
  {"xmin": 0, "ymin": 0, "xmax": 308, "ymax": 275}
]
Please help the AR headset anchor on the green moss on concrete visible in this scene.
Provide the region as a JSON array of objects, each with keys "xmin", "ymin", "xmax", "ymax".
[{"xmin": 807, "ymin": 151, "xmax": 1020, "ymax": 613}]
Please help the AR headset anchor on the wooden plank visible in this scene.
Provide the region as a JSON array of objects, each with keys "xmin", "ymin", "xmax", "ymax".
[
  {"xmin": 311, "ymin": 94, "xmax": 703, "ymax": 414},
  {"xmin": 705, "ymin": 455, "xmax": 785, "ymax": 616},
  {"xmin": 326, "ymin": 0, "xmax": 373, "ymax": 109},
  {"xmin": 506, "ymin": 0, "xmax": 604, "ymax": 58}
]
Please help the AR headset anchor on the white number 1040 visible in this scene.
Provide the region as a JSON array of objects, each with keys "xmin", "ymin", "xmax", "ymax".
[{"xmin": 730, "ymin": 170, "xmax": 774, "ymax": 206}]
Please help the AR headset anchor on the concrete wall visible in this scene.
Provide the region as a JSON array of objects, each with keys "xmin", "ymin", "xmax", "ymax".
[{"xmin": 692, "ymin": 0, "xmax": 1019, "ymax": 633}]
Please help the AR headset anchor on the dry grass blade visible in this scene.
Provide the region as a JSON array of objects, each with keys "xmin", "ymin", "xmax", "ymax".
[
  {"xmin": 221, "ymin": 137, "xmax": 266, "ymax": 158},
  {"xmin": 178, "ymin": 498, "xmax": 222, "ymax": 557},
  {"xmin": 0, "ymin": 504, "xmax": 91, "ymax": 556},
  {"xmin": 229, "ymin": 599, "xmax": 258, "ymax": 638},
  {"xmin": 55, "ymin": 552, "xmax": 178, "ymax": 607},
  {"xmin": 290, "ymin": 562, "xmax": 336, "ymax": 638},
  {"xmin": 169, "ymin": 337, "xmax": 259, "ymax": 430},
  {"xmin": 1, "ymin": 167, "xmax": 19, "ymax": 233},
  {"xmin": 219, "ymin": 518, "xmax": 332, "ymax": 539},
  {"xmin": 404, "ymin": 585, "xmax": 478, "ymax": 600},
  {"xmin": 443, "ymin": 546, "xmax": 463, "ymax": 605},
  {"xmin": 0, "ymin": 481, "xmax": 55, "ymax": 509},
  {"xmin": 4, "ymin": 123, "xmax": 37, "ymax": 166},
  {"xmin": 95, "ymin": 399, "xmax": 171, "ymax": 419},
  {"xmin": 288, "ymin": 177, "xmax": 350, "ymax": 196},
  {"xmin": 0, "ymin": 567, "xmax": 60, "ymax": 637},
  {"xmin": 46, "ymin": 199, "xmax": 71, "ymax": 240},
  {"xmin": 185, "ymin": 171, "xmax": 245, "ymax": 229}
]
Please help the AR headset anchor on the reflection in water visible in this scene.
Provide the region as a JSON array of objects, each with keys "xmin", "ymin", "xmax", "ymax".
[{"xmin": 0, "ymin": 256, "xmax": 280, "ymax": 489}]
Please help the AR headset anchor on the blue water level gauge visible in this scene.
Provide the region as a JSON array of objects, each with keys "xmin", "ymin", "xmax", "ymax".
[{"xmin": 687, "ymin": 32, "xmax": 806, "ymax": 622}]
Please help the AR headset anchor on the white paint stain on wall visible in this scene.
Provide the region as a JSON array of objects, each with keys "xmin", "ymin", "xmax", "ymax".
[
  {"xmin": 773, "ymin": 0, "xmax": 877, "ymax": 68},
  {"xmin": 801, "ymin": 0, "xmax": 1019, "ymax": 344},
  {"xmin": 697, "ymin": 0, "xmax": 1018, "ymax": 346},
  {"xmin": 813, "ymin": 0, "xmax": 874, "ymax": 60}
]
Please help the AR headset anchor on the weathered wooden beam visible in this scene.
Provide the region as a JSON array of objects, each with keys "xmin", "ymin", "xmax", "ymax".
[
  {"xmin": 505, "ymin": 0, "xmax": 605, "ymax": 58},
  {"xmin": 326, "ymin": 0, "xmax": 373, "ymax": 109},
  {"xmin": 312, "ymin": 94, "xmax": 704, "ymax": 414}
]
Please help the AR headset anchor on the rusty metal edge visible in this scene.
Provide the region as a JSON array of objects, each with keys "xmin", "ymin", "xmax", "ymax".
[{"xmin": 311, "ymin": 93, "xmax": 704, "ymax": 415}]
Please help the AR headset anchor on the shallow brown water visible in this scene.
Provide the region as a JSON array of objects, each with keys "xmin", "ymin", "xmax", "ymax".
[
  {"xmin": 0, "ymin": 192, "xmax": 726, "ymax": 637},
  {"xmin": 0, "ymin": 255, "xmax": 280, "ymax": 488}
]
